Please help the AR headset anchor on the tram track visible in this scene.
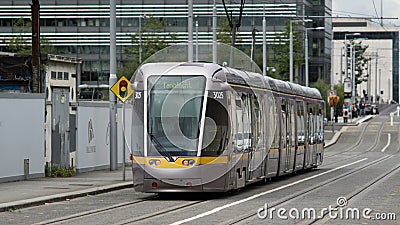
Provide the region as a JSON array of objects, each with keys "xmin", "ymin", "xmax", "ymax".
[
  {"xmin": 33, "ymin": 196, "xmax": 158, "ymax": 225},
  {"xmin": 321, "ymin": 118, "xmax": 389, "ymax": 168},
  {"xmin": 115, "ymin": 200, "xmax": 208, "ymax": 225},
  {"xmin": 34, "ymin": 194, "xmax": 211, "ymax": 225},
  {"xmin": 223, "ymin": 153, "xmax": 397, "ymax": 225},
  {"xmin": 311, "ymin": 160, "xmax": 400, "ymax": 224}
]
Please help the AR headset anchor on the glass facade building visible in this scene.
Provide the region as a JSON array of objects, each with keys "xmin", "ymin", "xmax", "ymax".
[{"xmin": 0, "ymin": 0, "xmax": 332, "ymax": 86}]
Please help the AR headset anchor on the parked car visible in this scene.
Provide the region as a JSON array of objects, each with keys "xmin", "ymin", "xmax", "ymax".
[
  {"xmin": 365, "ymin": 104, "xmax": 372, "ymax": 115},
  {"xmin": 365, "ymin": 104, "xmax": 379, "ymax": 115},
  {"xmin": 371, "ymin": 104, "xmax": 379, "ymax": 114}
]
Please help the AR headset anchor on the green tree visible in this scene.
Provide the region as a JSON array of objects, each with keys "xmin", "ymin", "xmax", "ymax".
[
  {"xmin": 119, "ymin": 16, "xmax": 176, "ymax": 80},
  {"xmin": 8, "ymin": 17, "xmax": 30, "ymax": 54},
  {"xmin": 270, "ymin": 21, "xmax": 304, "ymax": 81},
  {"xmin": 7, "ymin": 17, "xmax": 56, "ymax": 55},
  {"xmin": 352, "ymin": 41, "xmax": 369, "ymax": 93},
  {"xmin": 217, "ymin": 17, "xmax": 233, "ymax": 44},
  {"xmin": 312, "ymin": 79, "xmax": 344, "ymax": 119}
]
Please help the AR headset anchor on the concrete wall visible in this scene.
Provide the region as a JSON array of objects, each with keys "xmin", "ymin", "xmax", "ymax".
[
  {"xmin": 0, "ymin": 93, "xmax": 45, "ymax": 182},
  {"xmin": 76, "ymin": 101, "xmax": 132, "ymax": 172}
]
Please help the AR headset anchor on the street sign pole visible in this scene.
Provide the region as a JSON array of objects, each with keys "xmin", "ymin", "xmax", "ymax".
[
  {"xmin": 110, "ymin": 0, "xmax": 118, "ymax": 171},
  {"xmin": 122, "ymin": 101, "xmax": 126, "ymax": 181},
  {"xmin": 110, "ymin": 76, "xmax": 133, "ymax": 180}
]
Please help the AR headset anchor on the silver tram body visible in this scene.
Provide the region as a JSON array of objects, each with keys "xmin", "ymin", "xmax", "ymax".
[{"xmin": 131, "ymin": 62, "xmax": 325, "ymax": 193}]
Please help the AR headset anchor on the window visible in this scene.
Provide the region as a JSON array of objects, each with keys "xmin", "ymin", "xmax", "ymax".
[
  {"xmin": 201, "ymin": 98, "xmax": 229, "ymax": 156},
  {"xmin": 57, "ymin": 72, "xmax": 63, "ymax": 80},
  {"xmin": 51, "ymin": 71, "xmax": 56, "ymax": 79},
  {"xmin": 63, "ymin": 72, "xmax": 69, "ymax": 80}
]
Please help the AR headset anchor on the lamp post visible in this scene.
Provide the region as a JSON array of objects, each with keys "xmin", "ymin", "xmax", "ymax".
[
  {"xmin": 195, "ymin": 15, "xmax": 199, "ymax": 62},
  {"xmin": 339, "ymin": 47, "xmax": 344, "ymax": 84},
  {"xmin": 305, "ymin": 27, "xmax": 324, "ymax": 87},
  {"xmin": 138, "ymin": 14, "xmax": 148, "ymax": 65},
  {"xmin": 138, "ymin": 15, "xmax": 142, "ymax": 64},
  {"xmin": 290, "ymin": 19, "xmax": 311, "ymax": 83}
]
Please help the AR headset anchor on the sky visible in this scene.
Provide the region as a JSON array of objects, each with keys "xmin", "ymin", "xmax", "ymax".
[{"xmin": 332, "ymin": 0, "xmax": 400, "ymax": 26}]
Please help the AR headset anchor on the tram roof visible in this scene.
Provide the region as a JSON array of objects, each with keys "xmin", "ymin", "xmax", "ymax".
[{"xmin": 135, "ymin": 62, "xmax": 322, "ymax": 100}]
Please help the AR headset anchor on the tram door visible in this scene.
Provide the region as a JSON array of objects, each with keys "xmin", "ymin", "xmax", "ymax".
[
  {"xmin": 305, "ymin": 105, "xmax": 314, "ymax": 167},
  {"xmin": 248, "ymin": 95, "xmax": 262, "ymax": 180},
  {"xmin": 281, "ymin": 100, "xmax": 291, "ymax": 173},
  {"xmin": 230, "ymin": 93, "xmax": 245, "ymax": 188}
]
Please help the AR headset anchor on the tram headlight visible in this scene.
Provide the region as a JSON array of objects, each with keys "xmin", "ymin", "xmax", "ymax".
[
  {"xmin": 182, "ymin": 159, "xmax": 195, "ymax": 167},
  {"xmin": 149, "ymin": 159, "xmax": 161, "ymax": 166}
]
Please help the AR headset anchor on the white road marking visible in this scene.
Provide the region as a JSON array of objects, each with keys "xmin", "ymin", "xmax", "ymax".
[
  {"xmin": 381, "ymin": 133, "xmax": 391, "ymax": 152},
  {"xmin": 171, "ymin": 158, "xmax": 369, "ymax": 225}
]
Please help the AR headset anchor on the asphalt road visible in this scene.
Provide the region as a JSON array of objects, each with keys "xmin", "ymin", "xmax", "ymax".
[{"xmin": 1, "ymin": 105, "xmax": 399, "ymax": 225}]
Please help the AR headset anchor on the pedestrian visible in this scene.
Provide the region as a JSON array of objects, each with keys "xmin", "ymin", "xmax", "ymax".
[{"xmin": 361, "ymin": 102, "xmax": 365, "ymax": 116}]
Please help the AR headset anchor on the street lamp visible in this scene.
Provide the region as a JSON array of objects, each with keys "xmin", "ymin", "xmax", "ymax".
[
  {"xmin": 290, "ymin": 19, "xmax": 312, "ymax": 83},
  {"xmin": 305, "ymin": 27, "xmax": 324, "ymax": 87},
  {"xmin": 195, "ymin": 15, "xmax": 199, "ymax": 62}
]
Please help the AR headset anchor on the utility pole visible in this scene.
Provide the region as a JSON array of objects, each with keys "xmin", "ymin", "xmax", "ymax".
[
  {"xmin": 339, "ymin": 47, "xmax": 343, "ymax": 84},
  {"xmin": 289, "ymin": 20, "xmax": 294, "ymax": 83},
  {"xmin": 262, "ymin": 5, "xmax": 266, "ymax": 76},
  {"xmin": 195, "ymin": 15, "xmax": 199, "ymax": 62},
  {"xmin": 188, "ymin": 0, "xmax": 193, "ymax": 62},
  {"xmin": 212, "ymin": 0, "xmax": 217, "ymax": 63},
  {"xmin": 139, "ymin": 15, "xmax": 142, "ymax": 64},
  {"xmin": 109, "ymin": 0, "xmax": 118, "ymax": 171},
  {"xmin": 31, "ymin": 0, "xmax": 40, "ymax": 93},
  {"xmin": 375, "ymin": 52, "xmax": 378, "ymax": 103}
]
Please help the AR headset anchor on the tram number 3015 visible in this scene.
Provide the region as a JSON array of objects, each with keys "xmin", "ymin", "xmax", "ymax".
[{"xmin": 213, "ymin": 91, "xmax": 224, "ymax": 99}]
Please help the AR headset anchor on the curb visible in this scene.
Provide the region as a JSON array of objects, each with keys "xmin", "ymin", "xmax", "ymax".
[{"xmin": 0, "ymin": 182, "xmax": 133, "ymax": 212}]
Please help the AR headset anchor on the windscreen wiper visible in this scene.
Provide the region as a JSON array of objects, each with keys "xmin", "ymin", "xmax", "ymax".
[{"xmin": 149, "ymin": 134, "xmax": 175, "ymax": 162}]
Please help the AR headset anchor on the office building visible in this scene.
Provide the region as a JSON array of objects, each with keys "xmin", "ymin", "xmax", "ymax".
[{"xmin": 0, "ymin": 0, "xmax": 332, "ymax": 86}]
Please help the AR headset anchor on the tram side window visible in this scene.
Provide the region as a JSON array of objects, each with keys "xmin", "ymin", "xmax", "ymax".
[
  {"xmin": 289, "ymin": 102, "xmax": 296, "ymax": 147},
  {"xmin": 317, "ymin": 107, "xmax": 324, "ymax": 143},
  {"xmin": 253, "ymin": 95, "xmax": 263, "ymax": 150},
  {"xmin": 234, "ymin": 95, "xmax": 244, "ymax": 151},
  {"xmin": 201, "ymin": 98, "xmax": 229, "ymax": 156},
  {"xmin": 242, "ymin": 94, "xmax": 252, "ymax": 151},
  {"xmin": 297, "ymin": 102, "xmax": 305, "ymax": 145},
  {"xmin": 271, "ymin": 98, "xmax": 280, "ymax": 149},
  {"xmin": 281, "ymin": 100, "xmax": 287, "ymax": 148},
  {"xmin": 308, "ymin": 106, "xmax": 314, "ymax": 144},
  {"xmin": 266, "ymin": 96, "xmax": 276, "ymax": 148}
]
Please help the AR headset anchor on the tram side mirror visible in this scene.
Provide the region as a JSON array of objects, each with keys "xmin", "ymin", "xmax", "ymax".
[
  {"xmin": 212, "ymin": 70, "xmax": 227, "ymax": 82},
  {"xmin": 132, "ymin": 81, "xmax": 139, "ymax": 90}
]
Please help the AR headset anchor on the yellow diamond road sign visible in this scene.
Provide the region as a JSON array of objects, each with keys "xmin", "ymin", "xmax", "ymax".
[{"xmin": 110, "ymin": 76, "xmax": 133, "ymax": 102}]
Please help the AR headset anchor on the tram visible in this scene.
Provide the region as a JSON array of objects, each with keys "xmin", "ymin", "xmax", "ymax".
[{"xmin": 130, "ymin": 61, "xmax": 325, "ymax": 193}]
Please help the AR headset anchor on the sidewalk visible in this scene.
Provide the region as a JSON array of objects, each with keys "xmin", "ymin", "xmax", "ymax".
[{"xmin": 0, "ymin": 168, "xmax": 133, "ymax": 212}]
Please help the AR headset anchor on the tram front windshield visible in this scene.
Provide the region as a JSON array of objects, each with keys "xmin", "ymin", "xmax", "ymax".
[{"xmin": 147, "ymin": 75, "xmax": 205, "ymax": 157}]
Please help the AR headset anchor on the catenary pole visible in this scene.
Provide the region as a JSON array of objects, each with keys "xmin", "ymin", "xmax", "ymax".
[
  {"xmin": 212, "ymin": 0, "xmax": 217, "ymax": 63},
  {"xmin": 262, "ymin": 5, "xmax": 266, "ymax": 76},
  {"xmin": 109, "ymin": 0, "xmax": 118, "ymax": 171},
  {"xmin": 188, "ymin": 0, "xmax": 193, "ymax": 62}
]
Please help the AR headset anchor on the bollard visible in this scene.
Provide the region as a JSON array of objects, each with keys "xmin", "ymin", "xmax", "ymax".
[
  {"xmin": 390, "ymin": 112, "xmax": 394, "ymax": 126},
  {"xmin": 24, "ymin": 158, "xmax": 29, "ymax": 180},
  {"xmin": 397, "ymin": 106, "xmax": 400, "ymax": 117}
]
